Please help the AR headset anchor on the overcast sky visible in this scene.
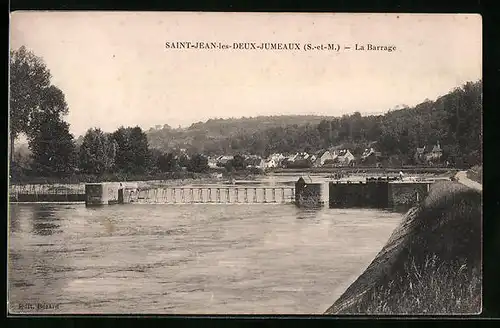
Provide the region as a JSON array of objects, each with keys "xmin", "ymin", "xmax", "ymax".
[{"xmin": 10, "ymin": 12, "xmax": 481, "ymax": 137}]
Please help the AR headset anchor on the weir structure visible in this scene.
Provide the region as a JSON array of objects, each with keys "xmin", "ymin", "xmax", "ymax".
[
  {"xmin": 292, "ymin": 177, "xmax": 434, "ymax": 209},
  {"xmin": 9, "ymin": 178, "xmax": 436, "ymax": 209},
  {"xmin": 328, "ymin": 179, "xmax": 432, "ymax": 209},
  {"xmin": 9, "ymin": 184, "xmax": 86, "ymax": 202},
  {"xmin": 84, "ymin": 183, "xmax": 296, "ymax": 206}
]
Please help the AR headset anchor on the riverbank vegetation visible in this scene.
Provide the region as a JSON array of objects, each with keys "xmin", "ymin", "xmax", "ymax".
[{"xmin": 325, "ymin": 181, "xmax": 482, "ymax": 314}]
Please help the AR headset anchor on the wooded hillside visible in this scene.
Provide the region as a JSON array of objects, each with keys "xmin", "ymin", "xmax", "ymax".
[{"xmin": 145, "ymin": 80, "xmax": 482, "ymax": 167}]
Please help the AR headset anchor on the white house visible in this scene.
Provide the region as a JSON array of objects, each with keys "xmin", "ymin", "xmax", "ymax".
[
  {"xmin": 207, "ymin": 157, "xmax": 219, "ymax": 169},
  {"xmin": 216, "ymin": 155, "xmax": 234, "ymax": 166},
  {"xmin": 361, "ymin": 147, "xmax": 383, "ymax": 166},
  {"xmin": 247, "ymin": 157, "xmax": 265, "ymax": 169},
  {"xmin": 264, "ymin": 159, "xmax": 278, "ymax": 168},
  {"xmin": 314, "ymin": 150, "xmax": 337, "ymax": 167},
  {"xmin": 335, "ymin": 149, "xmax": 356, "ymax": 166},
  {"xmin": 426, "ymin": 141, "xmax": 443, "ymax": 162},
  {"xmin": 300, "ymin": 152, "xmax": 310, "ymax": 160},
  {"xmin": 287, "ymin": 153, "xmax": 299, "ymax": 162}
]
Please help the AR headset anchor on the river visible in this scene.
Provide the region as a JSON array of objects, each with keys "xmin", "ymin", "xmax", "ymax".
[{"xmin": 8, "ymin": 174, "xmax": 403, "ymax": 314}]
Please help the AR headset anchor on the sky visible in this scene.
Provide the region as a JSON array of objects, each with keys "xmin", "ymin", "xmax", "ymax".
[{"xmin": 10, "ymin": 12, "xmax": 481, "ymax": 137}]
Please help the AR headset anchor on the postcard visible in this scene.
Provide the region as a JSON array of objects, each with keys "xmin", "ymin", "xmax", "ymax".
[{"xmin": 8, "ymin": 11, "xmax": 482, "ymax": 315}]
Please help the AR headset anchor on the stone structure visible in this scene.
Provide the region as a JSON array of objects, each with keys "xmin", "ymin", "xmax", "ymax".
[
  {"xmin": 329, "ymin": 180, "xmax": 432, "ymax": 209},
  {"xmin": 85, "ymin": 183, "xmax": 122, "ymax": 206},
  {"xmin": 295, "ymin": 177, "xmax": 324, "ymax": 208},
  {"xmin": 388, "ymin": 182, "xmax": 430, "ymax": 207}
]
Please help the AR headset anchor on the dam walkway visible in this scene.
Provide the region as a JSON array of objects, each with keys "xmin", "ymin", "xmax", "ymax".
[
  {"xmin": 124, "ymin": 186, "xmax": 296, "ymax": 204},
  {"xmin": 455, "ymin": 171, "xmax": 482, "ymax": 191}
]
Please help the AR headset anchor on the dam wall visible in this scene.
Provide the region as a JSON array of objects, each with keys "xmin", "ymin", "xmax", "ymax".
[
  {"xmin": 388, "ymin": 182, "xmax": 430, "ymax": 207},
  {"xmin": 328, "ymin": 181, "xmax": 389, "ymax": 208},
  {"xmin": 294, "ymin": 177, "xmax": 329, "ymax": 208},
  {"xmin": 328, "ymin": 180, "xmax": 432, "ymax": 209}
]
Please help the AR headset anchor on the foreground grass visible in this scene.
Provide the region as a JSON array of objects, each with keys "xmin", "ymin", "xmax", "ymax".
[
  {"xmin": 326, "ymin": 181, "xmax": 482, "ymax": 315},
  {"xmin": 356, "ymin": 255, "xmax": 481, "ymax": 314}
]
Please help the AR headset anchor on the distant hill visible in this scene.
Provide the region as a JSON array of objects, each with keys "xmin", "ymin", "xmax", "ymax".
[
  {"xmin": 146, "ymin": 115, "xmax": 337, "ymax": 154},
  {"xmin": 142, "ymin": 80, "xmax": 481, "ymax": 168}
]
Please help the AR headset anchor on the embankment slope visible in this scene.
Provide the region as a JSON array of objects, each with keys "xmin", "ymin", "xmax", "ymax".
[{"xmin": 325, "ymin": 181, "xmax": 482, "ymax": 314}]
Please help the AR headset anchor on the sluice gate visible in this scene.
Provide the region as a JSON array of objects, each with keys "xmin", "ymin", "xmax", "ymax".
[{"xmin": 126, "ymin": 187, "xmax": 296, "ymax": 204}]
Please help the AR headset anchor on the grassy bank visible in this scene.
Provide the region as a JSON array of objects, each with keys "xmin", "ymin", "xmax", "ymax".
[
  {"xmin": 325, "ymin": 181, "xmax": 482, "ymax": 315},
  {"xmin": 467, "ymin": 165, "xmax": 482, "ymax": 184}
]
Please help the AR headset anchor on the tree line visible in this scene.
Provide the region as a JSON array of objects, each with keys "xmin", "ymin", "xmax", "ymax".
[
  {"xmin": 9, "ymin": 46, "xmax": 209, "ymax": 181},
  {"xmin": 11, "ymin": 123, "xmax": 211, "ymax": 179}
]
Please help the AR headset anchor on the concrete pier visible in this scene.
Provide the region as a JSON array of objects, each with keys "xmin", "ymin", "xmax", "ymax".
[
  {"xmin": 294, "ymin": 177, "xmax": 325, "ymax": 208},
  {"xmin": 85, "ymin": 183, "xmax": 122, "ymax": 206}
]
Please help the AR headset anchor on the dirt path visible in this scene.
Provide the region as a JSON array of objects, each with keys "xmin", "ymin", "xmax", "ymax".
[{"xmin": 455, "ymin": 171, "xmax": 482, "ymax": 191}]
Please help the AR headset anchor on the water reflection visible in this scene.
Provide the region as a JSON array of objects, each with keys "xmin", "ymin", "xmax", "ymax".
[
  {"xmin": 9, "ymin": 204, "xmax": 72, "ymax": 309},
  {"xmin": 295, "ymin": 207, "xmax": 324, "ymax": 220},
  {"xmin": 9, "ymin": 205, "xmax": 21, "ymax": 233},
  {"xmin": 30, "ymin": 204, "xmax": 61, "ymax": 236}
]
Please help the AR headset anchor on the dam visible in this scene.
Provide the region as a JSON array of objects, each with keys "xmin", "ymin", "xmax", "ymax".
[
  {"xmin": 9, "ymin": 177, "xmax": 438, "ymax": 209},
  {"xmin": 84, "ymin": 183, "xmax": 297, "ymax": 206},
  {"xmin": 294, "ymin": 177, "xmax": 435, "ymax": 209}
]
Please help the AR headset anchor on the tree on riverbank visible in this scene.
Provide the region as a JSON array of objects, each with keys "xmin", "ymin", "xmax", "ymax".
[
  {"xmin": 157, "ymin": 152, "xmax": 179, "ymax": 172},
  {"xmin": 78, "ymin": 128, "xmax": 117, "ymax": 175},
  {"xmin": 111, "ymin": 126, "xmax": 150, "ymax": 174},
  {"xmin": 10, "ymin": 46, "xmax": 58, "ymax": 165},
  {"xmin": 187, "ymin": 154, "xmax": 209, "ymax": 173},
  {"xmin": 10, "ymin": 46, "xmax": 77, "ymax": 177},
  {"xmin": 28, "ymin": 113, "xmax": 77, "ymax": 176}
]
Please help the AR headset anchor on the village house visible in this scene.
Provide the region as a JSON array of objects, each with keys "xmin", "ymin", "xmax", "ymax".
[
  {"xmin": 287, "ymin": 153, "xmax": 299, "ymax": 162},
  {"xmin": 414, "ymin": 146, "xmax": 426, "ymax": 164},
  {"xmin": 264, "ymin": 158, "xmax": 279, "ymax": 168},
  {"xmin": 264, "ymin": 153, "xmax": 284, "ymax": 168},
  {"xmin": 426, "ymin": 141, "xmax": 443, "ymax": 163},
  {"xmin": 207, "ymin": 156, "xmax": 219, "ymax": 169},
  {"xmin": 414, "ymin": 142, "xmax": 443, "ymax": 165},
  {"xmin": 360, "ymin": 147, "xmax": 383, "ymax": 166},
  {"xmin": 246, "ymin": 156, "xmax": 265, "ymax": 169},
  {"xmin": 280, "ymin": 153, "xmax": 307, "ymax": 168},
  {"xmin": 264, "ymin": 155, "xmax": 281, "ymax": 168},
  {"xmin": 294, "ymin": 152, "xmax": 310, "ymax": 162},
  {"xmin": 216, "ymin": 155, "xmax": 234, "ymax": 167},
  {"xmin": 333, "ymin": 149, "xmax": 356, "ymax": 167},
  {"xmin": 314, "ymin": 150, "xmax": 337, "ymax": 167}
]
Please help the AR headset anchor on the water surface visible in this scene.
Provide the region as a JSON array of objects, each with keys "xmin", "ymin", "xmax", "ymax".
[{"xmin": 9, "ymin": 202, "xmax": 401, "ymax": 314}]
